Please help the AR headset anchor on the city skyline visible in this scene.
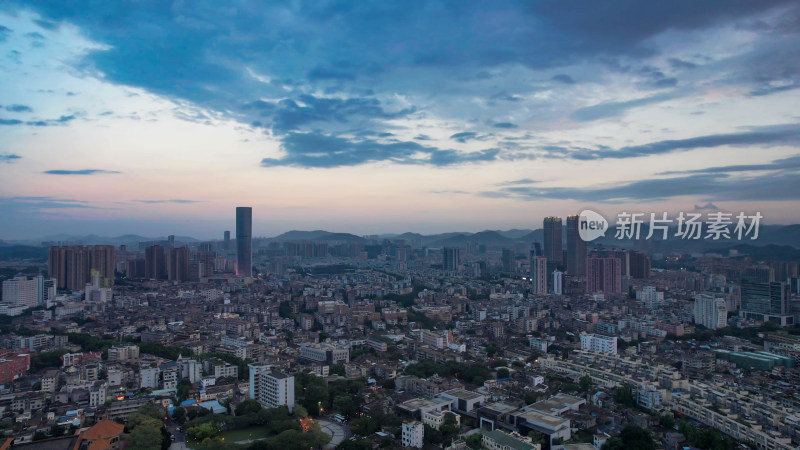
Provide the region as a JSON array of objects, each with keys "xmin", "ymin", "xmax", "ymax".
[{"xmin": 1, "ymin": 1, "xmax": 799, "ymax": 239}]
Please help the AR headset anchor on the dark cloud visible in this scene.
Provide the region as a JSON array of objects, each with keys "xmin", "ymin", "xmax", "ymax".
[
  {"xmin": 5, "ymin": 104, "xmax": 33, "ymax": 113},
  {"xmin": 492, "ymin": 122, "xmax": 518, "ymax": 129},
  {"xmin": 133, "ymin": 199, "xmax": 202, "ymax": 204},
  {"xmin": 44, "ymin": 169, "xmax": 121, "ymax": 175},
  {"xmin": 570, "ymin": 93, "xmax": 675, "ymax": 122},
  {"xmin": 0, "ymin": 154, "xmax": 21, "ymax": 163},
  {"xmin": 308, "ymin": 66, "xmax": 357, "ymax": 81},
  {"xmin": 668, "ymin": 57, "xmax": 698, "ymax": 69},
  {"xmin": 0, "ymin": 118, "xmax": 22, "ymax": 125},
  {"xmin": 0, "ymin": 196, "xmax": 94, "ymax": 210},
  {"xmin": 552, "ymin": 74, "xmax": 575, "ymax": 84},
  {"xmin": 261, "ymin": 132, "xmax": 499, "ymax": 168},
  {"xmin": 492, "ymin": 171, "xmax": 800, "ymax": 202},
  {"xmin": 694, "ymin": 202, "xmax": 719, "ymax": 211},
  {"xmin": 450, "ymin": 132, "xmax": 479, "ymax": 143},
  {"xmin": 24, "ymin": 31, "xmax": 45, "ymax": 40},
  {"xmin": 660, "ymin": 154, "xmax": 800, "ymax": 174},
  {"xmin": 563, "ymin": 124, "xmax": 800, "ymax": 160},
  {"xmin": 494, "ymin": 178, "xmax": 537, "ymax": 186},
  {"xmin": 269, "ymin": 94, "xmax": 414, "ymax": 134},
  {"xmin": 0, "ymin": 25, "xmax": 10, "ymax": 41}
]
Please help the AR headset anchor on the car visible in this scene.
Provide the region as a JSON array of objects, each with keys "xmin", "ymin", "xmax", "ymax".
[{"xmin": 171, "ymin": 435, "xmax": 176, "ymax": 441}]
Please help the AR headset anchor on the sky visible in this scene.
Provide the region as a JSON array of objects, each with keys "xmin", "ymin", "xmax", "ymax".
[{"xmin": 1, "ymin": 1, "xmax": 799, "ymax": 240}]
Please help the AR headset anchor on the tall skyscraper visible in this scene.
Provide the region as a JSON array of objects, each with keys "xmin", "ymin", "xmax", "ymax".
[
  {"xmin": 501, "ymin": 248, "xmax": 515, "ymax": 273},
  {"xmin": 741, "ymin": 280, "xmax": 792, "ymax": 326},
  {"xmin": 223, "ymin": 230, "xmax": 231, "ymax": 251},
  {"xmin": 145, "ymin": 245, "xmax": 167, "ymax": 280},
  {"xmin": 694, "ymin": 294, "xmax": 728, "ymax": 330},
  {"xmin": 586, "ymin": 253, "xmax": 622, "ymax": 294},
  {"xmin": 442, "ymin": 247, "xmax": 460, "ymax": 272},
  {"xmin": 48, "ymin": 245, "xmax": 115, "ymax": 290},
  {"xmin": 543, "ymin": 216, "xmax": 563, "ymax": 265},
  {"xmin": 530, "ymin": 255, "xmax": 548, "ymax": 294},
  {"xmin": 167, "ymin": 246, "xmax": 190, "ymax": 282},
  {"xmin": 236, "ymin": 207, "xmax": 253, "ymax": 277},
  {"xmin": 1, "ymin": 276, "xmax": 55, "ymax": 308},
  {"xmin": 566, "ymin": 215, "xmax": 586, "ymax": 276},
  {"xmin": 629, "ymin": 251, "xmax": 651, "ymax": 279}
]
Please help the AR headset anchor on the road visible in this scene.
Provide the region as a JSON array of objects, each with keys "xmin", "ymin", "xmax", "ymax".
[{"xmin": 316, "ymin": 419, "xmax": 348, "ymax": 449}]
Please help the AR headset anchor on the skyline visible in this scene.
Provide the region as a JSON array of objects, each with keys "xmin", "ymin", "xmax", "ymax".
[{"xmin": 2, "ymin": 1, "xmax": 800, "ymax": 239}]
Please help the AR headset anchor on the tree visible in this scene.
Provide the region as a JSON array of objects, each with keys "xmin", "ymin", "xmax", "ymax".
[
  {"xmin": 172, "ymin": 406, "xmax": 187, "ymax": 425},
  {"xmin": 235, "ymin": 399, "xmax": 263, "ymax": 416},
  {"xmin": 579, "ymin": 375, "xmax": 593, "ymax": 392},
  {"xmin": 381, "ymin": 378, "xmax": 395, "ymax": 389},
  {"xmin": 659, "ymin": 414, "xmax": 675, "ymax": 430},
  {"xmin": 177, "ymin": 378, "xmax": 193, "ymax": 402},
  {"xmin": 496, "ymin": 368, "xmax": 510, "ymax": 379},
  {"xmin": 187, "ymin": 422, "xmax": 222, "ymax": 442},
  {"xmin": 129, "ymin": 422, "xmax": 164, "ymax": 450},
  {"xmin": 465, "ymin": 433, "xmax": 483, "ymax": 449},
  {"xmin": 329, "ymin": 363, "xmax": 345, "ymax": 376},
  {"xmin": 33, "ymin": 431, "xmax": 47, "ymax": 441},
  {"xmin": 601, "ymin": 424, "xmax": 655, "ymax": 450},
  {"xmin": 613, "ymin": 385, "xmax": 636, "ymax": 407}
]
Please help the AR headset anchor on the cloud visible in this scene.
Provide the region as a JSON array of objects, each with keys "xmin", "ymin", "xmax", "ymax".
[
  {"xmin": 694, "ymin": 202, "xmax": 719, "ymax": 211},
  {"xmin": 0, "ymin": 112, "xmax": 82, "ymax": 127},
  {"xmin": 668, "ymin": 58, "xmax": 698, "ymax": 70},
  {"xmin": 44, "ymin": 169, "xmax": 121, "ymax": 175},
  {"xmin": 0, "ymin": 25, "xmax": 10, "ymax": 41},
  {"xmin": 0, "ymin": 154, "xmax": 21, "ymax": 163},
  {"xmin": 494, "ymin": 178, "xmax": 538, "ymax": 186},
  {"xmin": 552, "ymin": 74, "xmax": 575, "ymax": 84},
  {"xmin": 4, "ymin": 104, "xmax": 32, "ymax": 113},
  {"xmin": 488, "ymin": 171, "xmax": 800, "ymax": 202},
  {"xmin": 492, "ymin": 122, "xmax": 518, "ymax": 129},
  {"xmin": 570, "ymin": 93, "xmax": 676, "ymax": 122},
  {"xmin": 268, "ymin": 94, "xmax": 414, "ymax": 134},
  {"xmin": 133, "ymin": 199, "xmax": 202, "ymax": 204},
  {"xmin": 308, "ymin": 66, "xmax": 357, "ymax": 81},
  {"xmin": 450, "ymin": 132, "xmax": 479, "ymax": 143},
  {"xmin": 563, "ymin": 124, "xmax": 800, "ymax": 160},
  {"xmin": 261, "ymin": 132, "xmax": 499, "ymax": 168},
  {"xmin": 659, "ymin": 154, "xmax": 800, "ymax": 174},
  {"xmin": 0, "ymin": 196, "xmax": 94, "ymax": 210}
]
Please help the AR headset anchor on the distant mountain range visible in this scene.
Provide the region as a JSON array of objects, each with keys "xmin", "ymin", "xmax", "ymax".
[{"xmin": 2, "ymin": 224, "xmax": 799, "ymax": 262}]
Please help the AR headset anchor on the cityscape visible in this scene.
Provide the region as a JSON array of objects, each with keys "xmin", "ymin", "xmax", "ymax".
[{"xmin": 2, "ymin": 2, "xmax": 800, "ymax": 450}]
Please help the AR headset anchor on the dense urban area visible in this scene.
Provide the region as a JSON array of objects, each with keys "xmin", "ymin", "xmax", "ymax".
[{"xmin": 1, "ymin": 208, "xmax": 800, "ymax": 450}]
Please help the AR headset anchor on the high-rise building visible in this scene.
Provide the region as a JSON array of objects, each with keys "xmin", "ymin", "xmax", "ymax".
[
  {"xmin": 553, "ymin": 270, "xmax": 563, "ymax": 295},
  {"xmin": 223, "ymin": 230, "xmax": 231, "ymax": 251},
  {"xmin": 197, "ymin": 251, "xmax": 216, "ymax": 278},
  {"xmin": 741, "ymin": 280, "xmax": 793, "ymax": 326},
  {"xmin": 586, "ymin": 253, "xmax": 622, "ymax": 294},
  {"xmin": 402, "ymin": 421, "xmax": 424, "ymax": 449},
  {"xmin": 167, "ymin": 247, "xmax": 190, "ymax": 282},
  {"xmin": 629, "ymin": 251, "xmax": 651, "ymax": 279},
  {"xmin": 580, "ymin": 333, "xmax": 618, "ymax": 354},
  {"xmin": 248, "ymin": 364, "xmax": 295, "ymax": 412},
  {"xmin": 566, "ymin": 215, "xmax": 586, "ymax": 276},
  {"xmin": 48, "ymin": 245, "xmax": 116, "ymax": 290},
  {"xmin": 694, "ymin": 294, "xmax": 728, "ymax": 330},
  {"xmin": 543, "ymin": 216, "xmax": 563, "ymax": 264},
  {"xmin": 236, "ymin": 207, "xmax": 253, "ymax": 277},
  {"xmin": 145, "ymin": 245, "xmax": 167, "ymax": 280},
  {"xmin": 501, "ymin": 248, "xmax": 515, "ymax": 273},
  {"xmin": 530, "ymin": 256, "xmax": 548, "ymax": 295},
  {"xmin": 442, "ymin": 247, "xmax": 460, "ymax": 272},
  {"xmin": 1, "ymin": 276, "xmax": 55, "ymax": 308}
]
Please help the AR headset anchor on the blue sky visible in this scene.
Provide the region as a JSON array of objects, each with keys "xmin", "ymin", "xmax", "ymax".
[{"xmin": 1, "ymin": 1, "xmax": 799, "ymax": 239}]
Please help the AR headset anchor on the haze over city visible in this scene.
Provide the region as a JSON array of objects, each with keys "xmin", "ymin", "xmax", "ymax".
[{"xmin": 1, "ymin": 1, "xmax": 800, "ymax": 239}]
